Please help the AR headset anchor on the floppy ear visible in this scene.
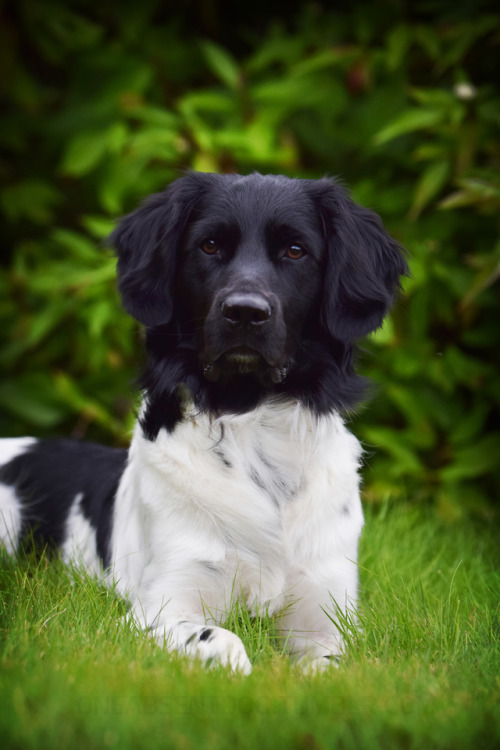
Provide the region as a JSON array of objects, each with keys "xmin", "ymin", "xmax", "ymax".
[
  {"xmin": 108, "ymin": 175, "xmax": 203, "ymax": 327},
  {"xmin": 312, "ymin": 178, "xmax": 408, "ymax": 342}
]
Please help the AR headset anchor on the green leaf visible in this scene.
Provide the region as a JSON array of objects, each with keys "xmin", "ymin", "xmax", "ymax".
[
  {"xmin": 450, "ymin": 404, "xmax": 489, "ymax": 446},
  {"xmin": 60, "ymin": 130, "xmax": 109, "ymax": 176},
  {"xmin": 460, "ymin": 242, "xmax": 500, "ymax": 309},
  {"xmin": 374, "ymin": 108, "xmax": 444, "ymax": 145},
  {"xmin": 409, "ymin": 160, "xmax": 449, "ymax": 219},
  {"xmin": 362, "ymin": 426, "xmax": 422, "ymax": 476},
  {"xmin": 0, "ymin": 377, "xmax": 69, "ymax": 427},
  {"xmin": 81, "ymin": 215, "xmax": 115, "ymax": 239},
  {"xmin": 385, "ymin": 24, "xmax": 411, "ymax": 70},
  {"xmin": 23, "ymin": 299, "xmax": 73, "ymax": 350},
  {"xmin": 439, "ymin": 178, "xmax": 500, "ymax": 212},
  {"xmin": 441, "ymin": 434, "xmax": 500, "ymax": 482},
  {"xmin": 0, "ymin": 180, "xmax": 61, "ymax": 224},
  {"xmin": 61, "ymin": 123, "xmax": 128, "ymax": 176},
  {"xmin": 51, "ymin": 229, "xmax": 101, "ymax": 261},
  {"xmin": 54, "ymin": 372, "xmax": 122, "ymax": 434},
  {"xmin": 201, "ymin": 41, "xmax": 240, "ymax": 90}
]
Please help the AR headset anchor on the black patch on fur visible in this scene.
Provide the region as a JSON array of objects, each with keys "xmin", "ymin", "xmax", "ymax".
[
  {"xmin": 199, "ymin": 628, "xmax": 214, "ymax": 642},
  {"xmin": 256, "ymin": 449, "xmax": 275, "ymax": 473},
  {"xmin": 213, "ymin": 448, "xmax": 231, "ymax": 469},
  {"xmin": 249, "ymin": 466, "xmax": 266, "ymax": 492},
  {"xmin": 0, "ymin": 439, "xmax": 127, "ymax": 568}
]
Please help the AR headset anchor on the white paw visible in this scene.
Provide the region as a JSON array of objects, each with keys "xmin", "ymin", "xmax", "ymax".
[
  {"xmin": 296, "ymin": 653, "xmax": 341, "ymax": 674},
  {"xmin": 183, "ymin": 625, "xmax": 252, "ymax": 675}
]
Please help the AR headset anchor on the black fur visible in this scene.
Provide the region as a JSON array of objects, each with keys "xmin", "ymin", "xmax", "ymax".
[
  {"xmin": 110, "ymin": 172, "xmax": 407, "ymax": 440},
  {"xmin": 0, "ymin": 440, "xmax": 127, "ymax": 566}
]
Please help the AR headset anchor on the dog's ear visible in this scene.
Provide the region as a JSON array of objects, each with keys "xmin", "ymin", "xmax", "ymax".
[
  {"xmin": 109, "ymin": 175, "xmax": 203, "ymax": 327},
  {"xmin": 311, "ymin": 178, "xmax": 408, "ymax": 342}
]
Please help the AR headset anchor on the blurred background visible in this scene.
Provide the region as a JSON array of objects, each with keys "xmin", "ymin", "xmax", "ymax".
[{"xmin": 1, "ymin": 0, "xmax": 498, "ymax": 519}]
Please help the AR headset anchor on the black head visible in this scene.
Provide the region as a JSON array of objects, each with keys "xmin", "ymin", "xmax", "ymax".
[{"xmin": 109, "ymin": 172, "xmax": 407, "ymax": 437}]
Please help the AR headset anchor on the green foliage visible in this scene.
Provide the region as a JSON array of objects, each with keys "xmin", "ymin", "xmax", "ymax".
[{"xmin": 1, "ymin": 1, "xmax": 499, "ymax": 514}]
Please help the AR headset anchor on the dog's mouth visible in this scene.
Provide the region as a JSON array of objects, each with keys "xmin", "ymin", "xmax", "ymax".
[
  {"xmin": 225, "ymin": 346, "xmax": 263, "ymax": 372},
  {"xmin": 203, "ymin": 347, "xmax": 289, "ymax": 384}
]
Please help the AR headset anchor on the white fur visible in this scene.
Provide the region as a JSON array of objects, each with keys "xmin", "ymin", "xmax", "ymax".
[
  {"xmin": 62, "ymin": 493, "xmax": 102, "ymax": 577},
  {"xmin": 0, "ymin": 438, "xmax": 35, "ymax": 554},
  {"xmin": 0, "ymin": 401, "xmax": 363, "ymax": 673},
  {"xmin": 110, "ymin": 399, "xmax": 363, "ymax": 671}
]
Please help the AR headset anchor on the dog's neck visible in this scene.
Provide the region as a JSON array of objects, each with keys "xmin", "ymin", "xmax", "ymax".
[{"xmin": 136, "ymin": 325, "xmax": 366, "ymax": 441}]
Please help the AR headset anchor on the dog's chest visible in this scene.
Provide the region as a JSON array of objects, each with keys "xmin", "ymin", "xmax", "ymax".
[
  {"xmin": 215, "ymin": 409, "xmax": 305, "ymax": 508},
  {"xmin": 134, "ymin": 403, "xmax": 317, "ymax": 561},
  {"xmin": 116, "ymin": 401, "xmax": 362, "ymax": 615},
  {"xmin": 142, "ymin": 402, "xmax": 312, "ymax": 509}
]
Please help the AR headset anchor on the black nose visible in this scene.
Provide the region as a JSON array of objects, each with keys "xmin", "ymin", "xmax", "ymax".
[{"xmin": 222, "ymin": 293, "xmax": 271, "ymax": 326}]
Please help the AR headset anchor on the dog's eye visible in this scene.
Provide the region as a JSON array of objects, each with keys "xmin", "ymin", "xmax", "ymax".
[
  {"xmin": 284, "ymin": 244, "xmax": 305, "ymax": 260},
  {"xmin": 201, "ymin": 239, "xmax": 219, "ymax": 255}
]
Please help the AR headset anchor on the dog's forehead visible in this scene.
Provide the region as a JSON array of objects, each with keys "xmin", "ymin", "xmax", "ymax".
[{"xmin": 196, "ymin": 175, "xmax": 320, "ymax": 231}]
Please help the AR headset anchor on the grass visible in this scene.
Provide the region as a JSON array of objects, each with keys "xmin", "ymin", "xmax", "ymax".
[{"xmin": 1, "ymin": 503, "xmax": 499, "ymax": 750}]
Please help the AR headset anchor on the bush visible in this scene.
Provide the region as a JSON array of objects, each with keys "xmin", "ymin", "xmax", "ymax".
[{"xmin": 1, "ymin": 1, "xmax": 499, "ymax": 516}]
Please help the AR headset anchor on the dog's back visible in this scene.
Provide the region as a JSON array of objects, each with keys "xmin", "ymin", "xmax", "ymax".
[{"xmin": 0, "ymin": 437, "xmax": 126, "ymax": 569}]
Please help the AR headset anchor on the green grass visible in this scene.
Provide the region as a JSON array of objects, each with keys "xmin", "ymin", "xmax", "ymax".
[{"xmin": 1, "ymin": 504, "xmax": 499, "ymax": 750}]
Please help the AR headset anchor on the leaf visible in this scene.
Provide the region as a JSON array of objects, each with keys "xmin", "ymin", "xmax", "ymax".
[
  {"xmin": 23, "ymin": 299, "xmax": 73, "ymax": 350},
  {"xmin": 385, "ymin": 385, "xmax": 435, "ymax": 449},
  {"xmin": 439, "ymin": 178, "xmax": 500, "ymax": 212},
  {"xmin": 179, "ymin": 90, "xmax": 233, "ymax": 115},
  {"xmin": 441, "ymin": 434, "xmax": 500, "ymax": 482},
  {"xmin": 60, "ymin": 130, "xmax": 109, "ymax": 176},
  {"xmin": 201, "ymin": 41, "xmax": 240, "ymax": 90},
  {"xmin": 385, "ymin": 24, "xmax": 410, "ymax": 70},
  {"xmin": 460, "ymin": 241, "xmax": 500, "ymax": 309},
  {"xmin": 81, "ymin": 215, "xmax": 115, "ymax": 239},
  {"xmin": 0, "ymin": 376, "xmax": 69, "ymax": 427},
  {"xmin": 409, "ymin": 160, "xmax": 449, "ymax": 219},
  {"xmin": 54, "ymin": 372, "xmax": 122, "ymax": 434},
  {"xmin": 51, "ymin": 229, "xmax": 101, "ymax": 261},
  {"xmin": 374, "ymin": 108, "xmax": 444, "ymax": 145},
  {"xmin": 409, "ymin": 87, "xmax": 455, "ymax": 109},
  {"xmin": 60, "ymin": 123, "xmax": 128, "ymax": 176},
  {"xmin": 362, "ymin": 426, "xmax": 423, "ymax": 476},
  {"xmin": 450, "ymin": 403, "xmax": 489, "ymax": 446},
  {"xmin": 0, "ymin": 180, "xmax": 61, "ymax": 224}
]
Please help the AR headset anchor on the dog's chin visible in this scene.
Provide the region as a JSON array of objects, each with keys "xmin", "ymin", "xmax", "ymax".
[{"xmin": 203, "ymin": 347, "xmax": 289, "ymax": 385}]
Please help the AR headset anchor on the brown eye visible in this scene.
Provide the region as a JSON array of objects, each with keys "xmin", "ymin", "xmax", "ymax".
[
  {"xmin": 284, "ymin": 243, "xmax": 305, "ymax": 260},
  {"xmin": 201, "ymin": 239, "xmax": 219, "ymax": 255}
]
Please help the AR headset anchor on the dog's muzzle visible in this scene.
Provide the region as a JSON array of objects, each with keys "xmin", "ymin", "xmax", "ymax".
[{"xmin": 202, "ymin": 291, "xmax": 289, "ymax": 384}]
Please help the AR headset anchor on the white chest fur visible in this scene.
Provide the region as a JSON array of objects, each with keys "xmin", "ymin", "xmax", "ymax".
[{"xmin": 111, "ymin": 400, "xmax": 364, "ymax": 628}]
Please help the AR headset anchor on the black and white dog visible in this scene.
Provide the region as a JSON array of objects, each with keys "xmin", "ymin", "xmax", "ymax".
[{"xmin": 0, "ymin": 172, "xmax": 407, "ymax": 673}]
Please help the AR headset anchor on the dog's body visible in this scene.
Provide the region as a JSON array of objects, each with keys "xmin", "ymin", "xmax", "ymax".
[{"xmin": 0, "ymin": 173, "xmax": 407, "ymax": 673}]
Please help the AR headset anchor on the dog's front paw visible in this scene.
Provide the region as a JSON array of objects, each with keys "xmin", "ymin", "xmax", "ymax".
[
  {"xmin": 183, "ymin": 624, "xmax": 252, "ymax": 675},
  {"xmin": 295, "ymin": 653, "xmax": 341, "ymax": 674}
]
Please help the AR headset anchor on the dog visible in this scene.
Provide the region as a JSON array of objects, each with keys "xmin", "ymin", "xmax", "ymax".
[{"xmin": 0, "ymin": 172, "xmax": 407, "ymax": 673}]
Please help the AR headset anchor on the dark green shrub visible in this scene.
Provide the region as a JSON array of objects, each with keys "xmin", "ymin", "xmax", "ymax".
[{"xmin": 1, "ymin": 1, "xmax": 498, "ymax": 515}]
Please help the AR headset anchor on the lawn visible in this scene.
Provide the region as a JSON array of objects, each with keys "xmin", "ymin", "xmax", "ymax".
[{"xmin": 1, "ymin": 503, "xmax": 498, "ymax": 750}]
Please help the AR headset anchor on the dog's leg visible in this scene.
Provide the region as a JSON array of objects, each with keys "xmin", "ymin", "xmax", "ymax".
[
  {"xmin": 278, "ymin": 567, "xmax": 359, "ymax": 670},
  {"xmin": 121, "ymin": 577, "xmax": 252, "ymax": 674}
]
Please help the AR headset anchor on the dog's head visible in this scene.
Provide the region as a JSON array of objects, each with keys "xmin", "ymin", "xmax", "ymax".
[{"xmin": 110, "ymin": 172, "xmax": 407, "ymax": 430}]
